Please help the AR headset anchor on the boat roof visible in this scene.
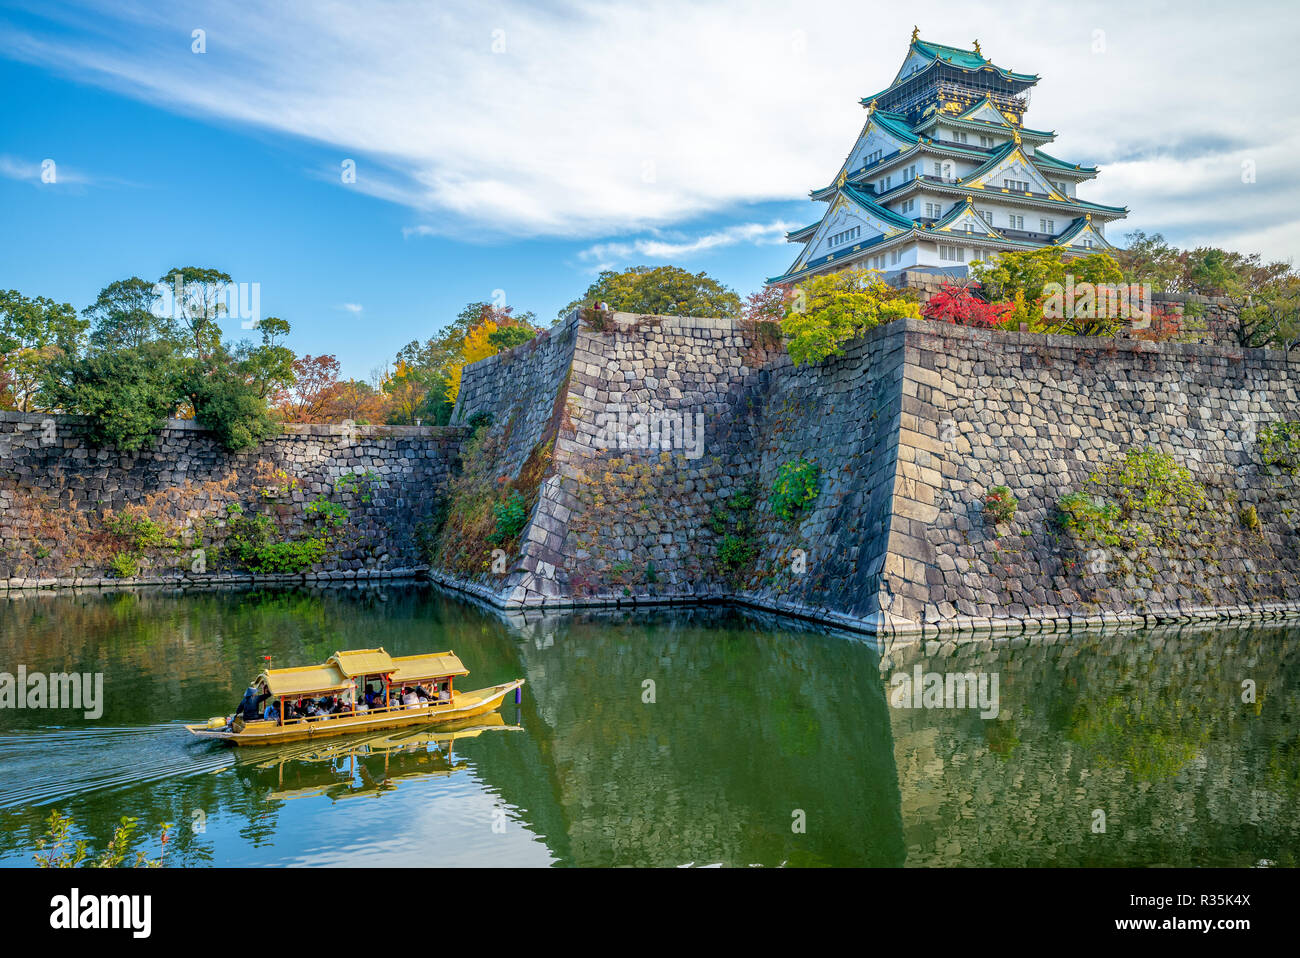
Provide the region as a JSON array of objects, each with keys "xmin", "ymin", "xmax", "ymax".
[
  {"xmin": 328, "ymin": 648, "xmax": 394, "ymax": 677},
  {"xmin": 390, "ymin": 651, "xmax": 469, "ymax": 683},
  {"xmin": 257, "ymin": 663, "xmax": 352, "ymax": 697}
]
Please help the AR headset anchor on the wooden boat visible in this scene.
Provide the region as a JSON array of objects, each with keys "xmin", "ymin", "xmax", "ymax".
[{"xmin": 185, "ymin": 647, "xmax": 524, "ymax": 746}]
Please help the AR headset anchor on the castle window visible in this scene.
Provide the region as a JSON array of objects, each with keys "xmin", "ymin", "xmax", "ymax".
[
  {"xmin": 953, "ymin": 131, "xmax": 968, "ymax": 144},
  {"xmin": 1040, "ymin": 218, "xmax": 1055, "ymax": 233},
  {"xmin": 827, "ymin": 225, "xmax": 861, "ymax": 249},
  {"xmin": 1008, "ymin": 214, "xmax": 1024, "ymax": 230},
  {"xmin": 1003, "ymin": 178, "xmax": 1029, "ymax": 192},
  {"xmin": 939, "ymin": 245, "xmax": 966, "ymax": 262},
  {"xmin": 979, "ymin": 135, "xmax": 994, "ymax": 148}
]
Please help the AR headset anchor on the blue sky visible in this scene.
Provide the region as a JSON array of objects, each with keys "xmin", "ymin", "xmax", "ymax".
[{"xmin": 3, "ymin": 0, "xmax": 1298, "ymax": 379}]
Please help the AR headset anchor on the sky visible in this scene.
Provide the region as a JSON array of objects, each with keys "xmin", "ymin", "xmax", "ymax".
[{"xmin": 2, "ymin": 0, "xmax": 1298, "ymax": 380}]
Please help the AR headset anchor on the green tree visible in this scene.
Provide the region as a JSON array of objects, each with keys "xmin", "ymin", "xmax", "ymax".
[
  {"xmin": 157, "ymin": 266, "xmax": 234, "ymax": 363},
  {"xmin": 1113, "ymin": 231, "xmax": 1186, "ymax": 292},
  {"xmin": 42, "ymin": 342, "xmax": 182, "ymax": 450},
  {"xmin": 187, "ymin": 366, "xmax": 278, "ymax": 452},
  {"xmin": 234, "ymin": 316, "xmax": 296, "ymax": 400},
  {"xmin": 83, "ymin": 277, "xmax": 178, "ymax": 351},
  {"xmin": 972, "ymin": 247, "xmax": 1124, "ymax": 335},
  {"xmin": 0, "ymin": 289, "xmax": 86, "ymax": 411},
  {"xmin": 557, "ymin": 265, "xmax": 742, "ymax": 321},
  {"xmin": 781, "ymin": 269, "xmax": 920, "ymax": 366}
]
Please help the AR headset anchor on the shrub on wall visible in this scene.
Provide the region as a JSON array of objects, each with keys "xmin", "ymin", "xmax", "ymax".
[
  {"xmin": 488, "ymin": 489, "xmax": 529, "ymax": 544},
  {"xmin": 781, "ymin": 269, "xmax": 920, "ymax": 366},
  {"xmin": 770, "ymin": 458, "xmax": 821, "ymax": 521},
  {"xmin": 1258, "ymin": 421, "xmax": 1300, "ymax": 475},
  {"xmin": 983, "ymin": 485, "xmax": 1018, "ymax": 525}
]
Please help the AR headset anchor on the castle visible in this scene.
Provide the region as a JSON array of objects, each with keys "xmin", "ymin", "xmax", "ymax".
[{"xmin": 772, "ymin": 30, "xmax": 1127, "ymax": 283}]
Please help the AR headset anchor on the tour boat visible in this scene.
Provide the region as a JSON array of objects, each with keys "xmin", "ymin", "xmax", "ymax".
[{"xmin": 185, "ymin": 647, "xmax": 525, "ymax": 746}]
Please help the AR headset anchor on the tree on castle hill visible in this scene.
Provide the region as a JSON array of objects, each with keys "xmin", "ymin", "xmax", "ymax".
[
  {"xmin": 1113, "ymin": 231, "xmax": 1188, "ymax": 293},
  {"xmin": 781, "ymin": 269, "xmax": 920, "ymax": 366},
  {"xmin": 276, "ymin": 353, "xmax": 342, "ymax": 422},
  {"xmin": 440, "ymin": 303, "xmax": 540, "ymax": 409},
  {"xmin": 1182, "ymin": 247, "xmax": 1300, "ymax": 350},
  {"xmin": 0, "ymin": 288, "xmax": 86, "ymax": 412},
  {"xmin": 970, "ymin": 246, "xmax": 1124, "ymax": 336},
  {"xmin": 556, "ymin": 265, "xmax": 742, "ymax": 322},
  {"xmin": 921, "ymin": 283, "xmax": 1012, "ymax": 329}
]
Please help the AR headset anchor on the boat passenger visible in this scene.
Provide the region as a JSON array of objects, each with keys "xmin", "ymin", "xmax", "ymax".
[
  {"xmin": 414, "ymin": 684, "xmax": 431, "ymax": 701},
  {"xmin": 236, "ymin": 686, "xmax": 271, "ymax": 722},
  {"xmin": 402, "ymin": 687, "xmax": 420, "ymax": 708},
  {"xmin": 438, "ymin": 684, "xmax": 451, "ymax": 703},
  {"xmin": 263, "ymin": 700, "xmax": 278, "ymax": 721}
]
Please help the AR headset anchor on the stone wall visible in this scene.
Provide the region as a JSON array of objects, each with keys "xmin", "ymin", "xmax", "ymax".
[
  {"xmin": 886, "ymin": 321, "xmax": 1300, "ymax": 632},
  {"xmin": 0, "ymin": 411, "xmax": 462, "ymax": 590},
  {"xmin": 426, "ymin": 310, "xmax": 1300, "ymax": 638}
]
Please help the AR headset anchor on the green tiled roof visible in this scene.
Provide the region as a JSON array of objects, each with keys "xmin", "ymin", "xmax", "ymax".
[
  {"xmin": 1032, "ymin": 149, "xmax": 1098, "ymax": 174},
  {"xmin": 841, "ymin": 184, "xmax": 918, "ymax": 230}
]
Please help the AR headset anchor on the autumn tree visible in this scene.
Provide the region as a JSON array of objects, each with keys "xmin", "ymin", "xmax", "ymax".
[
  {"xmin": 557, "ymin": 265, "xmax": 742, "ymax": 322},
  {"xmin": 781, "ymin": 269, "xmax": 920, "ymax": 366},
  {"xmin": 277, "ymin": 354, "xmax": 341, "ymax": 422}
]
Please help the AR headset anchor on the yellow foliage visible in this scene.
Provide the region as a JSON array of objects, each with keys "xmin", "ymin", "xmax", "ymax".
[{"xmin": 444, "ymin": 321, "xmax": 499, "ymax": 406}]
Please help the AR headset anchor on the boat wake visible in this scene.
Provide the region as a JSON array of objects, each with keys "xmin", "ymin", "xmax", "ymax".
[{"xmin": 0, "ymin": 723, "xmax": 234, "ymax": 810}]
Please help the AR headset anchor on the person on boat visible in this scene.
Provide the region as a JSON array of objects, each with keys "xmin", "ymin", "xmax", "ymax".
[
  {"xmin": 234, "ymin": 685, "xmax": 270, "ymax": 720},
  {"xmin": 263, "ymin": 700, "xmax": 278, "ymax": 721},
  {"xmin": 401, "ymin": 687, "xmax": 420, "ymax": 708},
  {"xmin": 438, "ymin": 682, "xmax": 451, "ymax": 703},
  {"xmin": 414, "ymin": 684, "xmax": 431, "ymax": 701}
]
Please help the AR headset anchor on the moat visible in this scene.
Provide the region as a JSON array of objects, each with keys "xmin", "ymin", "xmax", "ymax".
[{"xmin": 0, "ymin": 582, "xmax": 1296, "ymax": 867}]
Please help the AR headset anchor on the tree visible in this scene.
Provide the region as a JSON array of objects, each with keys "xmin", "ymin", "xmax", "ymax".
[
  {"xmin": 488, "ymin": 324, "xmax": 538, "ymax": 352},
  {"xmin": 84, "ymin": 277, "xmax": 178, "ymax": 351},
  {"xmin": 41, "ymin": 342, "xmax": 182, "ymax": 450},
  {"xmin": 742, "ymin": 284, "xmax": 793, "ymax": 323},
  {"xmin": 921, "ymin": 283, "xmax": 1012, "ymax": 328},
  {"xmin": 316, "ymin": 378, "xmax": 390, "ymax": 424},
  {"xmin": 187, "ymin": 367, "xmax": 277, "ymax": 452},
  {"xmin": 0, "ymin": 289, "xmax": 86, "ymax": 411},
  {"xmin": 234, "ymin": 316, "xmax": 295, "ymax": 400},
  {"xmin": 781, "ymin": 269, "xmax": 920, "ymax": 366},
  {"xmin": 557, "ymin": 265, "xmax": 742, "ymax": 321},
  {"xmin": 276, "ymin": 354, "xmax": 341, "ymax": 422},
  {"xmin": 1113, "ymin": 231, "xmax": 1186, "ymax": 292},
  {"xmin": 157, "ymin": 266, "xmax": 234, "ymax": 363},
  {"xmin": 972, "ymin": 248, "xmax": 1125, "ymax": 335},
  {"xmin": 443, "ymin": 320, "xmax": 500, "ymax": 406}
]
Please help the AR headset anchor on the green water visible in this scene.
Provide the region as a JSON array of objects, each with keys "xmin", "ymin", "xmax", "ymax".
[{"xmin": 0, "ymin": 583, "xmax": 1296, "ymax": 867}]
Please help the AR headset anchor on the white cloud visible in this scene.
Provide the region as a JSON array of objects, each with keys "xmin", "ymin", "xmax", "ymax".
[
  {"xmin": 0, "ymin": 154, "xmax": 91, "ymax": 185},
  {"xmin": 338, "ymin": 302, "xmax": 364, "ymax": 313},
  {"xmin": 2, "ymin": 0, "xmax": 1298, "ymax": 257},
  {"xmin": 578, "ymin": 220, "xmax": 798, "ymax": 271}
]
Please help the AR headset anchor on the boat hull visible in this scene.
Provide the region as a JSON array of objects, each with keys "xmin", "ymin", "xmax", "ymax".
[{"xmin": 185, "ymin": 679, "xmax": 524, "ymax": 746}]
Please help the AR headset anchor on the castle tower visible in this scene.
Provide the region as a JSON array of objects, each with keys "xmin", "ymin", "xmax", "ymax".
[{"xmin": 771, "ymin": 30, "xmax": 1127, "ymax": 284}]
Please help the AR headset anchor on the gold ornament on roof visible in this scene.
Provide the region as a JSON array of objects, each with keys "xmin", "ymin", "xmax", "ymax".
[
  {"xmin": 1012, "ymin": 129, "xmax": 1021, "ymax": 145},
  {"xmin": 911, "ymin": 25, "xmax": 919, "ymax": 42},
  {"xmin": 837, "ymin": 170, "xmax": 847, "ymax": 188},
  {"xmin": 973, "ymin": 39, "xmax": 981, "ymax": 56}
]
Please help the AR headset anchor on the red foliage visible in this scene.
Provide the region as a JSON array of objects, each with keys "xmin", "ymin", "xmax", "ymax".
[
  {"xmin": 921, "ymin": 284, "xmax": 1011, "ymax": 329},
  {"xmin": 1130, "ymin": 306, "xmax": 1183, "ymax": 342},
  {"xmin": 276, "ymin": 354, "xmax": 341, "ymax": 422}
]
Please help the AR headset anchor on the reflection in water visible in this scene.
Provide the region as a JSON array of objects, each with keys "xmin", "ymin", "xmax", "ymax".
[{"xmin": 0, "ymin": 584, "xmax": 1296, "ymax": 867}]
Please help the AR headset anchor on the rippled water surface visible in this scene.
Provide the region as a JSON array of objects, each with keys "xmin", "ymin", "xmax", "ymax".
[{"xmin": 0, "ymin": 584, "xmax": 1296, "ymax": 867}]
